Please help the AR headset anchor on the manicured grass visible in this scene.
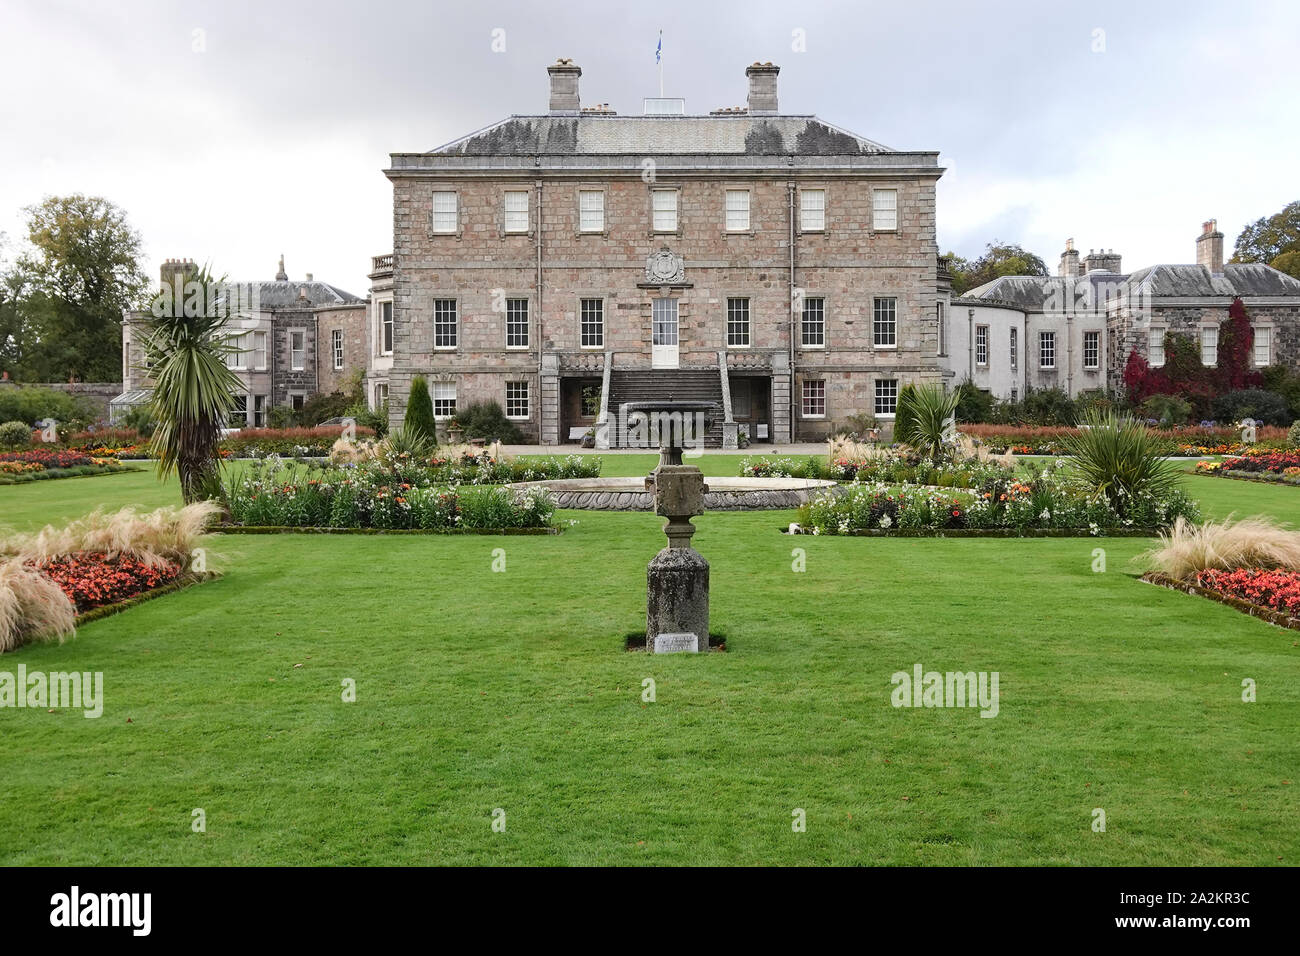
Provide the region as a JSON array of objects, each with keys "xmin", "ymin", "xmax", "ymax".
[{"xmin": 0, "ymin": 457, "xmax": 1297, "ymax": 865}]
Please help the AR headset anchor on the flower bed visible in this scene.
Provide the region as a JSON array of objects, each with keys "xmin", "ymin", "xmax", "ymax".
[
  {"xmin": 220, "ymin": 426, "xmax": 377, "ymax": 459},
  {"xmin": 741, "ymin": 452, "xmax": 1007, "ymax": 488},
  {"xmin": 223, "ymin": 457, "xmax": 557, "ymax": 530},
  {"xmin": 1195, "ymin": 568, "xmax": 1300, "ymax": 616},
  {"xmin": 958, "ymin": 423, "xmax": 1291, "ymax": 456},
  {"xmin": 1195, "ymin": 450, "xmax": 1300, "ymax": 485},
  {"xmin": 792, "ymin": 462, "xmax": 1199, "ymax": 536},
  {"xmin": 1143, "ymin": 571, "xmax": 1300, "ymax": 632},
  {"xmin": 1, "ymin": 503, "xmax": 220, "ymax": 652},
  {"xmin": 36, "ymin": 553, "xmax": 184, "ymax": 612},
  {"xmin": 0, "ymin": 449, "xmax": 131, "ymax": 484}
]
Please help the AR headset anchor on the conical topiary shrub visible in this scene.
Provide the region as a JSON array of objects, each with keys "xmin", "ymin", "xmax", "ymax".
[{"xmin": 403, "ymin": 376, "xmax": 437, "ymax": 450}]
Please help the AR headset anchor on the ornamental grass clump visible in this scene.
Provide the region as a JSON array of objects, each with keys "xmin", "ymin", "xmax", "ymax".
[
  {"xmin": 1, "ymin": 502, "xmax": 221, "ymax": 568},
  {"xmin": 0, "ymin": 559, "xmax": 77, "ymax": 652},
  {"xmin": 1140, "ymin": 515, "xmax": 1300, "ymax": 582},
  {"xmin": 1063, "ymin": 409, "xmax": 1181, "ymax": 517}
]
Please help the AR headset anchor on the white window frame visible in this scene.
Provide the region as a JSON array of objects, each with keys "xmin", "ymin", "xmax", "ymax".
[
  {"xmin": 331, "ymin": 329, "xmax": 344, "ymax": 370},
  {"xmin": 580, "ymin": 298, "xmax": 604, "ymax": 349},
  {"xmin": 379, "ymin": 300, "xmax": 394, "ymax": 356},
  {"xmin": 289, "ymin": 330, "xmax": 306, "ymax": 371},
  {"xmin": 373, "ymin": 382, "xmax": 389, "ymax": 410},
  {"xmin": 432, "ymin": 382, "xmax": 456, "ymax": 420},
  {"xmin": 1039, "ymin": 331, "xmax": 1056, "ymax": 370},
  {"xmin": 225, "ymin": 332, "xmax": 248, "ymax": 370},
  {"xmin": 579, "ymin": 189, "xmax": 605, "ymax": 233},
  {"xmin": 228, "ymin": 393, "xmax": 248, "ymax": 428},
  {"xmin": 1200, "ymin": 326, "xmax": 1218, "ymax": 366},
  {"xmin": 505, "ymin": 381, "xmax": 530, "ymax": 420},
  {"xmin": 505, "ymin": 298, "xmax": 529, "ymax": 350},
  {"xmin": 252, "ymin": 393, "xmax": 268, "ymax": 428},
  {"xmin": 288, "ymin": 391, "xmax": 307, "ymax": 411},
  {"xmin": 1253, "ymin": 326, "xmax": 1271, "ymax": 366},
  {"xmin": 874, "ymin": 379, "xmax": 899, "ymax": 418},
  {"xmin": 975, "ymin": 325, "xmax": 988, "ymax": 366},
  {"xmin": 1083, "ymin": 330, "xmax": 1100, "ymax": 370},
  {"xmin": 936, "ymin": 301, "xmax": 946, "ymax": 356},
  {"xmin": 434, "ymin": 299, "xmax": 458, "ymax": 350},
  {"xmin": 872, "ymin": 188, "xmax": 898, "ymax": 231},
  {"xmin": 503, "ymin": 190, "xmax": 530, "ymax": 233},
  {"xmin": 253, "ymin": 330, "xmax": 268, "ymax": 370},
  {"xmin": 726, "ymin": 297, "xmax": 750, "ymax": 348},
  {"xmin": 873, "ymin": 297, "xmax": 897, "ymax": 348},
  {"xmin": 724, "ymin": 188, "xmax": 750, "ymax": 232},
  {"xmin": 802, "ymin": 296, "xmax": 825, "ymax": 348},
  {"xmin": 431, "ymin": 190, "xmax": 458, "ymax": 234},
  {"xmin": 1009, "ymin": 327, "xmax": 1018, "ymax": 369},
  {"xmin": 1149, "ymin": 328, "xmax": 1166, "ymax": 368},
  {"xmin": 801, "ymin": 379, "xmax": 825, "ymax": 419},
  {"xmin": 651, "ymin": 188, "xmax": 678, "ymax": 233},
  {"xmin": 800, "ymin": 188, "xmax": 825, "ymax": 232}
]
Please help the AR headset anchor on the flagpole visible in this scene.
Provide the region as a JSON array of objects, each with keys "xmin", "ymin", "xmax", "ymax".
[{"xmin": 658, "ymin": 30, "xmax": 663, "ymax": 97}]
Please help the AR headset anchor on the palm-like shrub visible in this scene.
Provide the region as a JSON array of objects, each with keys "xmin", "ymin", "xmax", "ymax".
[
  {"xmin": 894, "ymin": 384, "xmax": 959, "ymax": 460},
  {"xmin": 138, "ymin": 264, "xmax": 244, "ymax": 503},
  {"xmin": 1063, "ymin": 409, "xmax": 1181, "ymax": 513}
]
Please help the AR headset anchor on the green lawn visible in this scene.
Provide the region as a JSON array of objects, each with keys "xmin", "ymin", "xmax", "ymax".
[{"xmin": 0, "ymin": 460, "xmax": 1296, "ymax": 865}]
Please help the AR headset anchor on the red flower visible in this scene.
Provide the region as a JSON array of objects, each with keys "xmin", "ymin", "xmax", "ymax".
[{"xmin": 32, "ymin": 553, "xmax": 184, "ymax": 612}]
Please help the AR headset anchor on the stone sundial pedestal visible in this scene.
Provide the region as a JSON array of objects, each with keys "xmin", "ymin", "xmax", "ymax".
[{"xmin": 629, "ymin": 400, "xmax": 718, "ymax": 654}]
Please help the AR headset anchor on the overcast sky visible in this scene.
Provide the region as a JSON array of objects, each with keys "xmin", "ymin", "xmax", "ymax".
[{"xmin": 2, "ymin": 0, "xmax": 1297, "ymax": 295}]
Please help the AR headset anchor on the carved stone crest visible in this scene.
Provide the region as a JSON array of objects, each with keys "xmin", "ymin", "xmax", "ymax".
[{"xmin": 645, "ymin": 246, "xmax": 685, "ymax": 284}]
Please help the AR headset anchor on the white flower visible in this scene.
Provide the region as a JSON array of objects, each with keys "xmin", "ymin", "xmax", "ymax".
[
  {"xmin": 1040, "ymin": 508, "xmax": 1051, "ymax": 520},
  {"xmin": 879, "ymin": 514, "xmax": 893, "ymax": 529}
]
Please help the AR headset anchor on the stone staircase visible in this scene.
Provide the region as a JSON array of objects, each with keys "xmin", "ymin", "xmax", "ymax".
[{"xmin": 606, "ymin": 368, "xmax": 725, "ymax": 448}]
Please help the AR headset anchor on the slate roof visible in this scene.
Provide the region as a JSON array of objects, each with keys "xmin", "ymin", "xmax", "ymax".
[
  {"xmin": 1123, "ymin": 262, "xmax": 1300, "ymax": 298},
  {"xmin": 430, "ymin": 115, "xmax": 893, "ymax": 156},
  {"xmin": 220, "ymin": 280, "xmax": 363, "ymax": 310},
  {"xmin": 965, "ymin": 262, "xmax": 1300, "ymax": 309},
  {"xmin": 963, "ymin": 273, "xmax": 1128, "ymax": 311}
]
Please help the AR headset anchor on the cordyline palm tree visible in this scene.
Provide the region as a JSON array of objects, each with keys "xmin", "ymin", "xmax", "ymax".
[
  {"xmin": 1064, "ymin": 408, "xmax": 1181, "ymax": 515},
  {"xmin": 138, "ymin": 263, "xmax": 243, "ymax": 503},
  {"xmin": 894, "ymin": 383, "xmax": 959, "ymax": 460}
]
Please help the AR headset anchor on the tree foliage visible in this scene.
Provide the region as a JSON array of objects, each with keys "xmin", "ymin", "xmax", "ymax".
[
  {"xmin": 946, "ymin": 242, "xmax": 1049, "ymax": 295},
  {"xmin": 1231, "ymin": 200, "xmax": 1300, "ymax": 268},
  {"xmin": 1, "ymin": 195, "xmax": 148, "ymax": 382}
]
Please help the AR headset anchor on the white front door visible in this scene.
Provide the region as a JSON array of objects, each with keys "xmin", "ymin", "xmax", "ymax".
[{"xmin": 652, "ymin": 298, "xmax": 679, "ymax": 369}]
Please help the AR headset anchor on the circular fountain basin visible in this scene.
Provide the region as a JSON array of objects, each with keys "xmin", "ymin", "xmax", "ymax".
[{"xmin": 508, "ymin": 476, "xmax": 838, "ymax": 511}]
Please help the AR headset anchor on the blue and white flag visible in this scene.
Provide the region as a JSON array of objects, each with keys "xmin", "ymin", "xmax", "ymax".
[{"xmin": 656, "ymin": 32, "xmax": 662, "ymax": 64}]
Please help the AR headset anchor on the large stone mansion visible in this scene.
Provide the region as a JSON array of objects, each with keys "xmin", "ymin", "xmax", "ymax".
[
  {"xmin": 119, "ymin": 59, "xmax": 1300, "ymax": 441},
  {"xmin": 376, "ymin": 58, "xmax": 945, "ymax": 446}
]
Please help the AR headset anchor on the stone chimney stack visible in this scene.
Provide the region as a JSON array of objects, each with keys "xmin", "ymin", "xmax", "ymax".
[
  {"xmin": 745, "ymin": 62, "xmax": 780, "ymax": 114},
  {"xmin": 1197, "ymin": 219, "xmax": 1224, "ymax": 274},
  {"xmin": 547, "ymin": 58, "xmax": 581, "ymax": 114},
  {"xmin": 160, "ymin": 258, "xmax": 197, "ymax": 290},
  {"xmin": 1058, "ymin": 239, "xmax": 1080, "ymax": 278},
  {"xmin": 275, "ymin": 254, "xmax": 288, "ymax": 281},
  {"xmin": 1083, "ymin": 248, "xmax": 1122, "ymax": 273}
]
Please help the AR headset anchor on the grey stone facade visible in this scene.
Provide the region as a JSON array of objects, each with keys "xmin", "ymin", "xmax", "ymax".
[
  {"xmin": 382, "ymin": 58, "xmax": 944, "ymax": 444},
  {"xmin": 955, "ymin": 236, "xmax": 1300, "ymax": 399},
  {"xmin": 117, "ymin": 258, "xmax": 368, "ymax": 424}
]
